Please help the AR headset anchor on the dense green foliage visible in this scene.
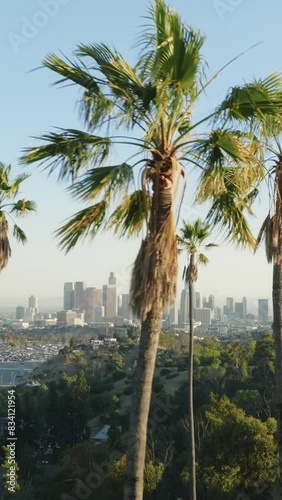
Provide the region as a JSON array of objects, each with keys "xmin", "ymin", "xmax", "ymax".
[{"xmin": 0, "ymin": 332, "xmax": 278, "ymax": 499}]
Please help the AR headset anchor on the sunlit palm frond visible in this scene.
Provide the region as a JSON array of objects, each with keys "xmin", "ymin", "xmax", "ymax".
[
  {"xmin": 68, "ymin": 164, "xmax": 134, "ymax": 202},
  {"xmin": 11, "ymin": 199, "xmax": 37, "ymax": 216},
  {"xmin": 108, "ymin": 190, "xmax": 150, "ymax": 237},
  {"xmin": 205, "ymin": 192, "xmax": 256, "ymax": 248},
  {"xmin": 199, "ymin": 253, "xmax": 209, "ymax": 265},
  {"xmin": 55, "ymin": 200, "xmax": 107, "ymax": 253},
  {"xmin": 140, "ymin": 0, "xmax": 206, "ymax": 95},
  {"xmin": 216, "ymin": 72, "xmax": 282, "ymax": 124},
  {"xmin": 21, "ymin": 129, "xmax": 112, "ymax": 180}
]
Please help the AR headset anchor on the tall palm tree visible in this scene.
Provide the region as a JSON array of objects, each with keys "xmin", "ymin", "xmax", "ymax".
[
  {"xmin": 195, "ymin": 112, "xmax": 282, "ymax": 497},
  {"xmin": 178, "ymin": 219, "xmax": 217, "ymax": 500},
  {"xmin": 250, "ymin": 118, "xmax": 282, "ymax": 498},
  {"xmin": 0, "ymin": 162, "xmax": 36, "ymax": 270},
  {"xmin": 21, "ymin": 2, "xmax": 282, "ymax": 498}
]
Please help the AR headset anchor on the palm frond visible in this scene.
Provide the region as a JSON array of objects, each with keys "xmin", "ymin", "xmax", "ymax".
[
  {"xmin": 216, "ymin": 72, "xmax": 282, "ymax": 124},
  {"xmin": 198, "ymin": 253, "xmax": 209, "ymax": 265},
  {"xmin": 13, "ymin": 224, "xmax": 28, "ymax": 244},
  {"xmin": 55, "ymin": 200, "xmax": 108, "ymax": 253},
  {"xmin": 68, "ymin": 163, "xmax": 133, "ymax": 202},
  {"xmin": 11, "ymin": 199, "xmax": 37, "ymax": 216},
  {"xmin": 108, "ymin": 190, "xmax": 150, "ymax": 237},
  {"xmin": 21, "ymin": 129, "xmax": 112, "ymax": 180}
]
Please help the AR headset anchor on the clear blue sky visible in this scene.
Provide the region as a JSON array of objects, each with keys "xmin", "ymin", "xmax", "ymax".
[{"xmin": 0, "ymin": 0, "xmax": 281, "ymax": 311}]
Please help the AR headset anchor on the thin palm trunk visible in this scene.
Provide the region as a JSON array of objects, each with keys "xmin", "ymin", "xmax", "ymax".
[
  {"xmin": 273, "ymin": 263, "xmax": 282, "ymax": 499},
  {"xmin": 124, "ymin": 188, "xmax": 176, "ymax": 499},
  {"xmin": 188, "ymin": 261, "xmax": 196, "ymax": 500},
  {"xmin": 124, "ymin": 305, "xmax": 162, "ymax": 500}
]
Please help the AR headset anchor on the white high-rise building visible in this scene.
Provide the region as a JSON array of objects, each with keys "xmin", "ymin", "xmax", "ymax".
[{"xmin": 103, "ymin": 284, "xmax": 117, "ymax": 317}]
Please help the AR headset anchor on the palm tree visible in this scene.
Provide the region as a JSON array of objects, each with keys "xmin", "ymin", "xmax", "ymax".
[
  {"xmin": 21, "ymin": 2, "xmax": 282, "ymax": 497},
  {"xmin": 0, "ymin": 162, "xmax": 36, "ymax": 270},
  {"xmin": 249, "ymin": 118, "xmax": 282, "ymax": 498},
  {"xmin": 178, "ymin": 219, "xmax": 217, "ymax": 500}
]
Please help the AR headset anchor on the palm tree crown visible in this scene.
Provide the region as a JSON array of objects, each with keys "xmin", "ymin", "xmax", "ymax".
[
  {"xmin": 0, "ymin": 162, "xmax": 36, "ymax": 271},
  {"xmin": 178, "ymin": 219, "xmax": 218, "ymax": 284}
]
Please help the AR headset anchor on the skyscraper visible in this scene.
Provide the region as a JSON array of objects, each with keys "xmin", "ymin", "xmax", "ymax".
[
  {"xmin": 103, "ymin": 284, "xmax": 117, "ymax": 317},
  {"xmin": 64, "ymin": 282, "xmax": 74, "ymax": 310},
  {"xmin": 29, "ymin": 295, "xmax": 38, "ymax": 311},
  {"xmin": 226, "ymin": 297, "xmax": 234, "ymax": 314},
  {"xmin": 118, "ymin": 293, "xmax": 132, "ymax": 319},
  {"xmin": 258, "ymin": 299, "xmax": 269, "ymax": 323},
  {"xmin": 108, "ymin": 272, "xmax": 116, "ymax": 285},
  {"xmin": 179, "ymin": 287, "xmax": 189, "ymax": 327},
  {"xmin": 15, "ymin": 306, "xmax": 25, "ymax": 320},
  {"xmin": 74, "ymin": 282, "xmax": 85, "ymax": 310},
  {"xmin": 195, "ymin": 291, "xmax": 201, "ymax": 309},
  {"xmin": 85, "ymin": 288, "xmax": 103, "ymax": 323},
  {"xmin": 242, "ymin": 296, "xmax": 247, "ymax": 319}
]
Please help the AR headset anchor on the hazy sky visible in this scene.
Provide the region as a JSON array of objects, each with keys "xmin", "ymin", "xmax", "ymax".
[{"xmin": 0, "ymin": 0, "xmax": 281, "ymax": 310}]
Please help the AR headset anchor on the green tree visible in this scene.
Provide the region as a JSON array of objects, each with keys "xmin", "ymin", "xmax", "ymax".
[
  {"xmin": 21, "ymin": 2, "xmax": 282, "ymax": 498},
  {"xmin": 200, "ymin": 395, "xmax": 279, "ymax": 499},
  {"xmin": 178, "ymin": 219, "xmax": 217, "ymax": 499},
  {"xmin": 0, "ymin": 162, "xmax": 35, "ymax": 270}
]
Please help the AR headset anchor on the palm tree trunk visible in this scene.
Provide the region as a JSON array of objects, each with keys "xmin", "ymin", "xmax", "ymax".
[
  {"xmin": 188, "ymin": 271, "xmax": 197, "ymax": 500},
  {"xmin": 273, "ymin": 262, "xmax": 282, "ymax": 497},
  {"xmin": 124, "ymin": 189, "xmax": 175, "ymax": 500},
  {"xmin": 123, "ymin": 304, "xmax": 162, "ymax": 500}
]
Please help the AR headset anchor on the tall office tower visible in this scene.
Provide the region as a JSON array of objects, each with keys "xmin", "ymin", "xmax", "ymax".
[
  {"xmin": 64, "ymin": 282, "xmax": 74, "ymax": 310},
  {"xmin": 118, "ymin": 293, "xmax": 132, "ymax": 319},
  {"xmin": 85, "ymin": 288, "xmax": 103, "ymax": 323},
  {"xmin": 258, "ymin": 299, "xmax": 269, "ymax": 322},
  {"xmin": 179, "ymin": 288, "xmax": 189, "ymax": 327},
  {"xmin": 74, "ymin": 282, "xmax": 85, "ymax": 310},
  {"xmin": 29, "ymin": 295, "xmax": 38, "ymax": 312},
  {"xmin": 226, "ymin": 297, "xmax": 234, "ymax": 315},
  {"xmin": 235, "ymin": 302, "xmax": 243, "ymax": 318},
  {"xmin": 28, "ymin": 295, "xmax": 39, "ymax": 314},
  {"xmin": 103, "ymin": 284, "xmax": 117, "ymax": 317},
  {"xmin": 195, "ymin": 291, "xmax": 201, "ymax": 309},
  {"xmin": 208, "ymin": 295, "xmax": 215, "ymax": 309},
  {"xmin": 16, "ymin": 306, "xmax": 25, "ymax": 320},
  {"xmin": 108, "ymin": 272, "xmax": 116, "ymax": 286},
  {"xmin": 242, "ymin": 296, "xmax": 247, "ymax": 319}
]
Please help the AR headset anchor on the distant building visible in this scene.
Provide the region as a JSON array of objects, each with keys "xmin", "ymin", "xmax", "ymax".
[
  {"xmin": 235, "ymin": 302, "xmax": 243, "ymax": 318},
  {"xmin": 64, "ymin": 282, "xmax": 74, "ymax": 310},
  {"xmin": 108, "ymin": 272, "xmax": 117, "ymax": 286},
  {"xmin": 179, "ymin": 287, "xmax": 189, "ymax": 327},
  {"xmin": 242, "ymin": 296, "xmax": 247, "ymax": 319},
  {"xmin": 95, "ymin": 305, "xmax": 105, "ymax": 322},
  {"xmin": 195, "ymin": 291, "xmax": 201, "ymax": 309},
  {"xmin": 258, "ymin": 299, "xmax": 269, "ymax": 323},
  {"xmin": 15, "ymin": 306, "xmax": 25, "ymax": 320},
  {"xmin": 194, "ymin": 308, "xmax": 212, "ymax": 325},
  {"xmin": 118, "ymin": 294, "xmax": 132, "ymax": 320},
  {"xmin": 226, "ymin": 297, "xmax": 234, "ymax": 315},
  {"xmin": 74, "ymin": 282, "xmax": 85, "ymax": 310},
  {"xmin": 103, "ymin": 285, "xmax": 117, "ymax": 317},
  {"xmin": 85, "ymin": 288, "xmax": 103, "ymax": 323}
]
